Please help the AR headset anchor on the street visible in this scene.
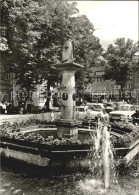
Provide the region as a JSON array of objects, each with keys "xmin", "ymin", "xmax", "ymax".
[{"xmin": 0, "ymin": 113, "xmax": 60, "ymax": 126}]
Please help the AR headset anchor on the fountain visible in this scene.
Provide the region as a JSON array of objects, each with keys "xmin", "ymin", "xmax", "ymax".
[
  {"xmin": 1, "ymin": 33, "xmax": 139, "ymax": 191},
  {"xmin": 52, "ymin": 33, "xmax": 83, "ymax": 139}
]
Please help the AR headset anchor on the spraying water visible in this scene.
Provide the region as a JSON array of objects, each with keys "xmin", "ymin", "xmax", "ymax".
[
  {"xmin": 102, "ymin": 125, "xmax": 110, "ymax": 188},
  {"xmin": 78, "ymin": 119, "xmax": 118, "ymax": 193}
]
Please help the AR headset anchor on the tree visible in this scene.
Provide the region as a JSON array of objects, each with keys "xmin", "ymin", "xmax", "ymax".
[
  {"xmin": 70, "ymin": 15, "xmax": 103, "ymax": 95},
  {"xmin": 104, "ymin": 38, "xmax": 138, "ymax": 98},
  {"xmin": 1, "ymin": 0, "xmax": 78, "ymax": 109},
  {"xmin": 1, "ymin": 0, "xmax": 78, "ymax": 82},
  {"xmin": 1, "ymin": 0, "xmax": 103, "ymax": 108}
]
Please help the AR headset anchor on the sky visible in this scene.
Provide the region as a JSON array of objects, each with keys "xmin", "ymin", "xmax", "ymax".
[{"xmin": 76, "ymin": 1, "xmax": 138, "ymax": 50}]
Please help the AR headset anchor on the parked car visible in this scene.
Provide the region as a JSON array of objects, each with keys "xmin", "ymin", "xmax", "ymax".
[
  {"xmin": 114, "ymin": 101, "xmax": 127, "ymax": 110},
  {"xmin": 103, "ymin": 102, "xmax": 117, "ymax": 113},
  {"xmin": 75, "ymin": 105, "xmax": 103, "ymax": 120},
  {"xmin": 109, "ymin": 104, "xmax": 136, "ymax": 121},
  {"xmin": 75, "ymin": 106, "xmax": 88, "ymax": 120},
  {"xmin": 87, "ymin": 103, "xmax": 105, "ymax": 111}
]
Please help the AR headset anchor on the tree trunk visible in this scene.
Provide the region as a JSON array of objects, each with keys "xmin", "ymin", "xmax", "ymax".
[
  {"xmin": 24, "ymin": 89, "xmax": 30, "ymax": 114},
  {"xmin": 120, "ymin": 84, "xmax": 125, "ymax": 101},
  {"xmin": 46, "ymin": 81, "xmax": 51, "ymax": 112}
]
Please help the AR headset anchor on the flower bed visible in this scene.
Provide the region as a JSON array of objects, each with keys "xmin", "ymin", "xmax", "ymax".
[
  {"xmin": 110, "ymin": 121, "xmax": 139, "ymax": 148},
  {"xmin": 0, "ymin": 119, "xmax": 94, "ymax": 150}
]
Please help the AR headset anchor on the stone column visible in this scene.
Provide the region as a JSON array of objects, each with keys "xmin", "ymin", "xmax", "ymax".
[
  {"xmin": 52, "ymin": 62, "xmax": 84, "ymax": 139},
  {"xmin": 60, "ymin": 71, "xmax": 75, "ymax": 120}
]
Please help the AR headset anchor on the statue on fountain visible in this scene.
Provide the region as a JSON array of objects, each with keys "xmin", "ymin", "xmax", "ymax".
[{"xmin": 62, "ymin": 34, "xmax": 74, "ymax": 63}]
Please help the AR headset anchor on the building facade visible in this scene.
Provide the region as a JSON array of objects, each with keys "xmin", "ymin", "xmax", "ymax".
[
  {"xmin": 84, "ymin": 52, "xmax": 139, "ymax": 103},
  {"xmin": 1, "ymin": 52, "xmax": 139, "ymax": 107},
  {"xmin": 0, "ymin": 65, "xmax": 47, "ymax": 111}
]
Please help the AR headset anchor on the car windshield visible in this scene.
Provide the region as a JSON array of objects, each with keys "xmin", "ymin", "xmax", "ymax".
[
  {"xmin": 120, "ymin": 106, "xmax": 135, "ymax": 111},
  {"xmin": 78, "ymin": 108, "xmax": 85, "ymax": 112},
  {"xmin": 92, "ymin": 105, "xmax": 102, "ymax": 110},
  {"xmin": 105, "ymin": 104, "xmax": 112, "ymax": 107}
]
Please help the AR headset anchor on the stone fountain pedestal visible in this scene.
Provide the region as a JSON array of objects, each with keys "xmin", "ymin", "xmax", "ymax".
[{"xmin": 53, "ymin": 62, "xmax": 83, "ymax": 138}]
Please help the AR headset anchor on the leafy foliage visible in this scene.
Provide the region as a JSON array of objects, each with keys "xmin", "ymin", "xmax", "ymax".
[
  {"xmin": 1, "ymin": 0, "xmax": 78, "ymax": 90},
  {"xmin": 1, "ymin": 0, "xmax": 103, "ymax": 102},
  {"xmin": 104, "ymin": 38, "xmax": 139, "ymax": 91},
  {"xmin": 70, "ymin": 15, "xmax": 103, "ymax": 92}
]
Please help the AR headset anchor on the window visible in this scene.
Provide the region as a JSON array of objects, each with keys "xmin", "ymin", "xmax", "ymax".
[
  {"xmin": 78, "ymin": 108, "xmax": 85, "ymax": 112},
  {"xmin": 120, "ymin": 105, "xmax": 135, "ymax": 111},
  {"xmin": 129, "ymin": 84, "xmax": 132, "ymax": 89},
  {"xmin": 92, "ymin": 105, "xmax": 102, "ymax": 110},
  {"xmin": 94, "ymin": 78, "xmax": 98, "ymax": 82},
  {"xmin": 126, "ymin": 84, "xmax": 132, "ymax": 89},
  {"xmin": 99, "ymin": 78, "xmax": 104, "ymax": 82},
  {"xmin": 97, "ymin": 78, "xmax": 101, "ymax": 82},
  {"xmin": 120, "ymin": 106, "xmax": 129, "ymax": 111},
  {"xmin": 95, "ymin": 71, "xmax": 105, "ymax": 76}
]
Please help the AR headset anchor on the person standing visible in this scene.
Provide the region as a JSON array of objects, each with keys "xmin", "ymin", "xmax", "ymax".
[{"xmin": 2, "ymin": 103, "xmax": 6, "ymax": 114}]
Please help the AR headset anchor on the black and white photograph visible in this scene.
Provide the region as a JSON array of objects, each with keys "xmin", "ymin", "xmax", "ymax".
[{"xmin": 0, "ymin": 0, "xmax": 139, "ymax": 195}]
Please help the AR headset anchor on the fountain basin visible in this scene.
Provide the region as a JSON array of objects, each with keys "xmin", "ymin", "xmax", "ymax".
[
  {"xmin": 1, "ymin": 122, "xmax": 139, "ymax": 169},
  {"xmin": 0, "ymin": 127, "xmax": 95, "ymax": 168}
]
